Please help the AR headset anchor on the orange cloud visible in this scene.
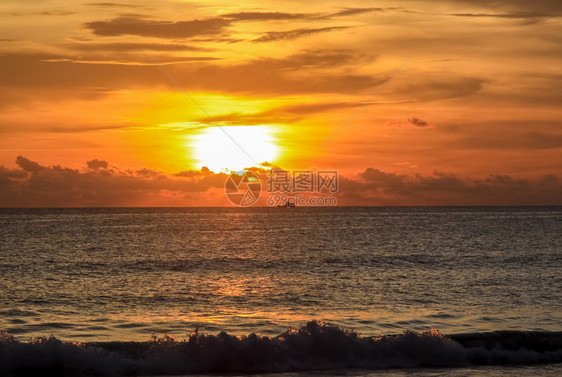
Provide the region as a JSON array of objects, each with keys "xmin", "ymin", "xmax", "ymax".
[
  {"xmin": 252, "ymin": 26, "xmax": 348, "ymax": 42},
  {"xmin": 1, "ymin": 0, "xmax": 561, "ymax": 186}
]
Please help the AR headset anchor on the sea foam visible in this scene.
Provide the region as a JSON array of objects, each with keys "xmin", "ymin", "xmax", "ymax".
[{"xmin": 1, "ymin": 321, "xmax": 561, "ymax": 376}]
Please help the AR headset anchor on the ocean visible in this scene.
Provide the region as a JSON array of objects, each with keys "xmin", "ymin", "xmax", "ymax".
[{"xmin": 0, "ymin": 207, "xmax": 561, "ymax": 376}]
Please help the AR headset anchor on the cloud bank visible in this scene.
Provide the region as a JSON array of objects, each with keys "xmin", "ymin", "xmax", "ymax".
[{"xmin": 0, "ymin": 157, "xmax": 559, "ymax": 207}]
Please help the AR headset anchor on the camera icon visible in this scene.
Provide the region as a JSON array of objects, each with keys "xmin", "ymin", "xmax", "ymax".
[{"xmin": 224, "ymin": 170, "xmax": 261, "ymax": 206}]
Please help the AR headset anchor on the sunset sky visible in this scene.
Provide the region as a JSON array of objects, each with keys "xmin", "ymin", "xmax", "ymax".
[{"xmin": 1, "ymin": 0, "xmax": 561, "ymax": 206}]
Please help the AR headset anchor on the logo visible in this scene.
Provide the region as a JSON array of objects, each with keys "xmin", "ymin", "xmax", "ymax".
[
  {"xmin": 266, "ymin": 169, "xmax": 338, "ymax": 207},
  {"xmin": 224, "ymin": 170, "xmax": 261, "ymax": 206}
]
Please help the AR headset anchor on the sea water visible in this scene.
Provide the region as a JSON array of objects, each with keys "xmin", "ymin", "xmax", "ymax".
[{"xmin": 0, "ymin": 207, "xmax": 561, "ymax": 375}]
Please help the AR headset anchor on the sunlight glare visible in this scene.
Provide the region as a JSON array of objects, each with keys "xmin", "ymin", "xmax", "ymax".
[{"xmin": 191, "ymin": 126, "xmax": 279, "ymax": 172}]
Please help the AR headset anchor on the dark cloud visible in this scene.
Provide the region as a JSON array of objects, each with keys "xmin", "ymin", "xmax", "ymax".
[
  {"xmin": 253, "ymin": 26, "xmax": 348, "ymax": 42},
  {"xmin": 1, "ymin": 158, "xmax": 559, "ymax": 206},
  {"xmin": 87, "ymin": 159, "xmax": 109, "ymax": 169},
  {"xmin": 0, "ymin": 157, "xmax": 230, "ymax": 207},
  {"xmin": 0, "ymin": 50, "xmax": 380, "ymax": 95},
  {"xmin": 83, "ymin": 7, "xmax": 379, "ymax": 41},
  {"xmin": 386, "ymin": 117, "xmax": 432, "ymax": 129},
  {"xmin": 84, "ymin": 13, "xmax": 311, "ymax": 39},
  {"xmin": 221, "ymin": 8, "xmax": 381, "ymax": 22},
  {"xmin": 135, "ymin": 167, "xmax": 163, "ymax": 178},
  {"xmin": 16, "ymin": 156, "xmax": 44, "ymax": 173},
  {"xmin": 449, "ymin": 0, "xmax": 562, "ymax": 15},
  {"xmin": 85, "ymin": 17, "xmax": 231, "ymax": 38},
  {"xmin": 0, "ymin": 167, "xmax": 26, "ymax": 180},
  {"xmin": 1, "ymin": 121, "xmax": 136, "ymax": 134},
  {"xmin": 360, "ymin": 168, "xmax": 408, "ymax": 191},
  {"xmin": 174, "ymin": 167, "xmax": 212, "ymax": 178},
  {"xmin": 224, "ymin": 8, "xmax": 382, "ymax": 21},
  {"xmin": 34, "ymin": 51, "xmax": 222, "ymax": 67},
  {"xmin": 0, "ymin": 51, "xmax": 483, "ymax": 100},
  {"xmin": 323, "ymin": 8, "xmax": 382, "ymax": 18},
  {"xmin": 222, "ymin": 12, "xmax": 309, "ymax": 21},
  {"xmin": 12, "ymin": 11, "xmax": 75, "ymax": 16},
  {"xmin": 450, "ymin": 12, "xmax": 556, "ymax": 19},
  {"xmin": 408, "ymin": 117, "xmax": 430, "ymax": 127},
  {"xmin": 449, "ymin": 12, "xmax": 560, "ymax": 24},
  {"xmin": 338, "ymin": 168, "xmax": 562, "ymax": 206},
  {"xmin": 0, "ymin": 53, "xmax": 182, "ymax": 89},
  {"xmin": 84, "ymin": 3, "xmax": 144, "ymax": 8},
  {"xmin": 66, "ymin": 42, "xmax": 208, "ymax": 52}
]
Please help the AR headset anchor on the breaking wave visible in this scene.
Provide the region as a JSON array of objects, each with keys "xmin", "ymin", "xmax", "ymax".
[{"xmin": 1, "ymin": 321, "xmax": 561, "ymax": 376}]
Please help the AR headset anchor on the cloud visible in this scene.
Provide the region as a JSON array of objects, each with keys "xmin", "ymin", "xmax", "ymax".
[
  {"xmin": 11, "ymin": 11, "xmax": 75, "ymax": 16},
  {"xmin": 83, "ymin": 7, "xmax": 381, "ymax": 41},
  {"xmin": 450, "ymin": 12, "xmax": 556, "ymax": 19},
  {"xmin": 408, "ymin": 117, "xmax": 430, "ymax": 127},
  {"xmin": 85, "ymin": 15, "xmax": 352, "ymax": 42},
  {"xmin": 85, "ymin": 17, "xmax": 231, "ymax": 38},
  {"xmin": 66, "ymin": 42, "xmax": 208, "ymax": 52},
  {"xmin": 279, "ymin": 101, "xmax": 361, "ymax": 114},
  {"xmin": 16, "ymin": 156, "xmax": 44, "ymax": 172},
  {"xmin": 449, "ymin": 12, "xmax": 560, "ymax": 24},
  {"xmin": 359, "ymin": 168, "xmax": 408, "ymax": 191},
  {"xmin": 320, "ymin": 7, "xmax": 383, "ymax": 18},
  {"xmin": 223, "ymin": 8, "xmax": 381, "ymax": 21},
  {"xmin": 0, "ymin": 50, "xmax": 486, "ymax": 102},
  {"xmin": 221, "ymin": 12, "xmax": 310, "ymax": 21},
  {"xmin": 448, "ymin": 0, "xmax": 562, "ymax": 15},
  {"xmin": 0, "ymin": 53, "xmax": 172, "ymax": 89},
  {"xmin": 135, "ymin": 167, "xmax": 163, "ymax": 178},
  {"xmin": 87, "ymin": 159, "xmax": 109, "ymax": 169},
  {"xmin": 0, "ymin": 49, "xmax": 382, "ymax": 95},
  {"xmin": 338, "ymin": 168, "xmax": 562, "ymax": 206},
  {"xmin": 0, "ymin": 157, "xmax": 230, "ymax": 207},
  {"xmin": 271, "ymin": 49, "xmax": 364, "ymax": 67},
  {"xmin": 84, "ymin": 2, "xmax": 145, "ymax": 8},
  {"xmin": 0, "ymin": 157, "xmax": 560, "ymax": 207},
  {"xmin": 253, "ymin": 26, "xmax": 348, "ymax": 42},
  {"xmin": 386, "ymin": 117, "xmax": 432, "ymax": 128},
  {"xmin": 194, "ymin": 101, "xmax": 369, "ymax": 126},
  {"xmin": 182, "ymin": 50, "xmax": 383, "ymax": 95}
]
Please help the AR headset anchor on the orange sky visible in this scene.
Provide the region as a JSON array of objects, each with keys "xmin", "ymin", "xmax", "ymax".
[{"xmin": 0, "ymin": 0, "xmax": 561, "ymax": 206}]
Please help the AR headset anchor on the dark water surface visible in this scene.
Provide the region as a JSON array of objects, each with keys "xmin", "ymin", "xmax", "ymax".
[{"xmin": 0, "ymin": 207, "xmax": 560, "ymax": 375}]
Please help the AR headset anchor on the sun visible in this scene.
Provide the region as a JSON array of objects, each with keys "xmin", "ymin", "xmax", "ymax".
[{"xmin": 191, "ymin": 125, "xmax": 279, "ymax": 172}]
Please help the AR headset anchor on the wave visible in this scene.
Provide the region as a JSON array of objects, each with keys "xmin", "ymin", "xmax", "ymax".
[{"xmin": 1, "ymin": 321, "xmax": 561, "ymax": 376}]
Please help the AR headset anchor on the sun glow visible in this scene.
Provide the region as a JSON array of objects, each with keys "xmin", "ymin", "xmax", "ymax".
[{"xmin": 192, "ymin": 125, "xmax": 279, "ymax": 172}]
